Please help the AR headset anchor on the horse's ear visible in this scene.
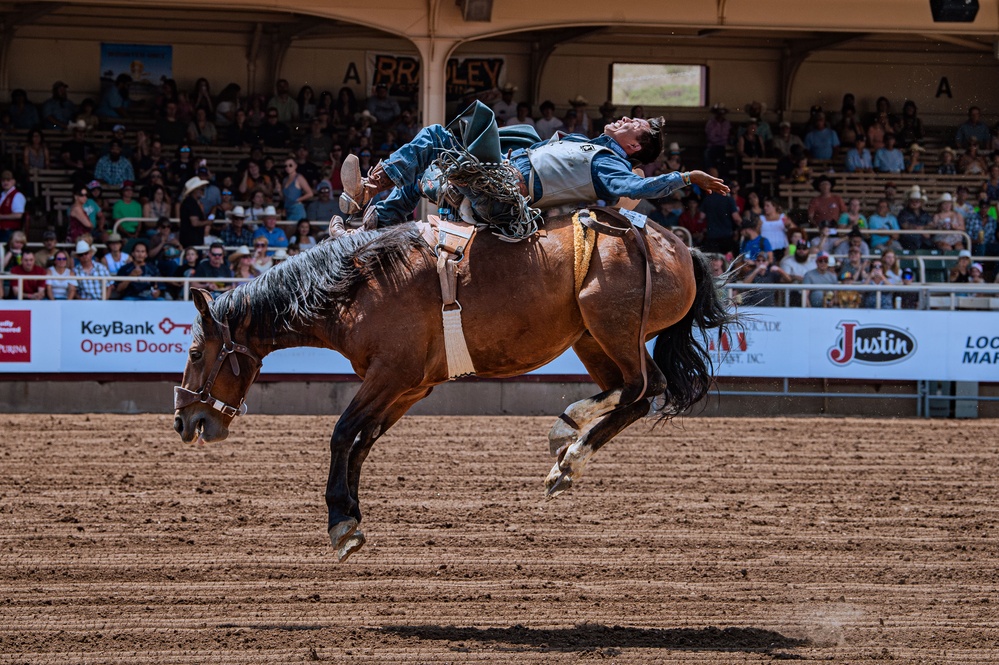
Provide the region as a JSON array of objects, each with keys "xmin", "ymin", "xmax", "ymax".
[{"xmin": 191, "ymin": 288, "xmax": 214, "ymax": 318}]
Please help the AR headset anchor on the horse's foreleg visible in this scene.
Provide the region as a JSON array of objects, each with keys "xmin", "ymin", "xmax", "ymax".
[
  {"xmin": 335, "ymin": 385, "xmax": 433, "ymax": 562},
  {"xmin": 545, "ymin": 398, "xmax": 651, "ymax": 499},
  {"xmin": 325, "ymin": 373, "xmax": 418, "ymax": 560}
]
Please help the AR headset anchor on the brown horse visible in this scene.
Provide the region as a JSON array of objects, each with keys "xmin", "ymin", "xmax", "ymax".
[{"xmin": 174, "ymin": 211, "xmax": 730, "ymax": 561}]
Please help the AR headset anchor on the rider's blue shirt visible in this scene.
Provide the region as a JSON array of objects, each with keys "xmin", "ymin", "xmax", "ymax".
[{"xmin": 510, "ymin": 133, "xmax": 685, "ymax": 205}]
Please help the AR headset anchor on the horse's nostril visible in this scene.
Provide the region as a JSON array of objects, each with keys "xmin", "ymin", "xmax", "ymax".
[{"xmin": 173, "ymin": 416, "xmax": 184, "ymax": 434}]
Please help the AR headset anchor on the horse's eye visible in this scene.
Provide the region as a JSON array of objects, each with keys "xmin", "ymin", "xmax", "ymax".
[{"xmin": 190, "ymin": 350, "xmax": 203, "ymax": 361}]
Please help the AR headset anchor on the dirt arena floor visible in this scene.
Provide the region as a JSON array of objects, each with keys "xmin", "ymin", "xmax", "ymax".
[{"xmin": 1, "ymin": 414, "xmax": 998, "ymax": 664}]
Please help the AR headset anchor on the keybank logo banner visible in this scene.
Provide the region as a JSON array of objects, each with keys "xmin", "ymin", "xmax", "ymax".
[{"xmin": 59, "ymin": 301, "xmax": 354, "ymax": 374}]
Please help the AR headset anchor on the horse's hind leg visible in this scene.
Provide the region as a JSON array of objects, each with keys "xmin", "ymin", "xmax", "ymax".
[
  {"xmin": 546, "ymin": 398, "xmax": 652, "ymax": 499},
  {"xmin": 546, "ymin": 327, "xmax": 667, "ymax": 498}
]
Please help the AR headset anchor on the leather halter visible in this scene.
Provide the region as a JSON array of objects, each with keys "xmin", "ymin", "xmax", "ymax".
[{"xmin": 173, "ymin": 314, "xmax": 260, "ymax": 419}]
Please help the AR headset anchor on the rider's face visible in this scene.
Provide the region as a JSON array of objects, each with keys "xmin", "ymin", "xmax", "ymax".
[{"xmin": 603, "ymin": 117, "xmax": 651, "ymax": 155}]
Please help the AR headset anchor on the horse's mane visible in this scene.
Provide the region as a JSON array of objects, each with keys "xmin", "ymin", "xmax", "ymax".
[{"xmin": 212, "ymin": 223, "xmax": 426, "ymax": 339}]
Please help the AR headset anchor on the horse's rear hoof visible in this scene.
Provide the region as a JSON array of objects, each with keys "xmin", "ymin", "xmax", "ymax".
[
  {"xmin": 328, "ymin": 518, "xmax": 358, "ymax": 549},
  {"xmin": 337, "ymin": 529, "xmax": 366, "ymax": 562},
  {"xmin": 545, "ymin": 472, "xmax": 573, "ymax": 500}
]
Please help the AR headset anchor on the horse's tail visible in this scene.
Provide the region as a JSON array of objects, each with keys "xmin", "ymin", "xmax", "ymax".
[{"xmin": 651, "ymin": 248, "xmax": 734, "ymax": 421}]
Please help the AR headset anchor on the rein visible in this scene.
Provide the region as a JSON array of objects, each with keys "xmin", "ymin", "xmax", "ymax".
[{"xmin": 173, "ymin": 314, "xmax": 261, "ymax": 419}]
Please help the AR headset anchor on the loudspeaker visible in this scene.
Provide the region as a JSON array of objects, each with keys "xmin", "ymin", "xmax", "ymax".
[
  {"xmin": 930, "ymin": 0, "xmax": 979, "ymax": 22},
  {"xmin": 459, "ymin": 0, "xmax": 493, "ymax": 22}
]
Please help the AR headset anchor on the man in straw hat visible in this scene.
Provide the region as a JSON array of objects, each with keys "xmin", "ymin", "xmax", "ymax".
[
  {"xmin": 72, "ymin": 238, "xmax": 111, "ymax": 300},
  {"xmin": 492, "ymin": 83, "xmax": 518, "ymax": 125},
  {"xmin": 179, "ymin": 175, "xmax": 211, "ymax": 248},
  {"xmin": 567, "ymin": 95, "xmax": 592, "ymax": 136},
  {"xmin": 220, "ymin": 206, "xmax": 254, "ymax": 247},
  {"xmin": 340, "ymin": 101, "xmax": 728, "ymax": 231},
  {"xmin": 897, "ymin": 185, "xmax": 933, "ymax": 251}
]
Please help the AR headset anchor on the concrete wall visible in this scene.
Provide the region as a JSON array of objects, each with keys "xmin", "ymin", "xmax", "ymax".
[{"xmin": 2, "ymin": 378, "xmax": 995, "ymax": 418}]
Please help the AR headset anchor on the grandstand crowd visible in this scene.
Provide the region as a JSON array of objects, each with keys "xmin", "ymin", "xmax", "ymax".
[{"xmin": 1, "ymin": 77, "xmax": 998, "ymax": 304}]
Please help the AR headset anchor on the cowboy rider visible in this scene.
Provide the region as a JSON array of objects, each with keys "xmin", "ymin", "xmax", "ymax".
[{"xmin": 340, "ymin": 102, "xmax": 728, "ymax": 228}]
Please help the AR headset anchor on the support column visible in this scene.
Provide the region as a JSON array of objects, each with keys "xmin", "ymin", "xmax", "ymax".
[{"xmin": 412, "ymin": 36, "xmax": 459, "ymax": 127}]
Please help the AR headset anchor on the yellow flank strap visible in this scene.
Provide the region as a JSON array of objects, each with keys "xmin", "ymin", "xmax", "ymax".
[{"xmin": 572, "ymin": 210, "xmax": 596, "ymax": 293}]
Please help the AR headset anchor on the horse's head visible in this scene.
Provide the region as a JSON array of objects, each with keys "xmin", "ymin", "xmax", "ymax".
[{"xmin": 174, "ymin": 288, "xmax": 261, "ymax": 444}]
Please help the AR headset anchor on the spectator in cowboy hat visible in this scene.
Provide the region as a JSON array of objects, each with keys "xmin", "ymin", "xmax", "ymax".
[
  {"xmin": 220, "ymin": 206, "xmax": 254, "ymax": 247},
  {"xmin": 178, "ymin": 175, "xmax": 211, "ymax": 248},
  {"xmin": 898, "ymin": 186, "xmax": 934, "ymax": 251},
  {"xmin": 102, "ymin": 232, "xmax": 130, "ymax": 275},
  {"xmin": 568, "ymin": 95, "xmax": 592, "ymax": 136},
  {"xmin": 252, "ymin": 205, "xmax": 288, "ymax": 254},
  {"xmin": 492, "ymin": 83, "xmax": 518, "ymax": 125},
  {"xmin": 229, "ymin": 245, "xmax": 259, "ymax": 283},
  {"xmin": 72, "ymin": 238, "xmax": 110, "ymax": 300},
  {"xmin": 704, "ymin": 102, "xmax": 731, "ymax": 169},
  {"xmin": 937, "ymin": 146, "xmax": 957, "ymax": 175},
  {"xmin": 905, "ymin": 142, "xmax": 926, "ymax": 174}
]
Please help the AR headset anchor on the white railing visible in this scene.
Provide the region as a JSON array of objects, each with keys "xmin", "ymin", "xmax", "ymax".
[
  {"xmin": 3, "ymin": 273, "xmax": 999, "ymax": 311},
  {"xmin": 725, "ymin": 281, "xmax": 999, "ymax": 310},
  {"xmin": 111, "ymin": 217, "xmax": 333, "ymax": 236},
  {"xmin": 0, "ymin": 274, "xmax": 254, "ymax": 302}
]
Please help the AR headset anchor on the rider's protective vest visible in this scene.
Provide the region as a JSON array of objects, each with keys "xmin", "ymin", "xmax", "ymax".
[{"xmin": 526, "ymin": 140, "xmax": 614, "ymax": 209}]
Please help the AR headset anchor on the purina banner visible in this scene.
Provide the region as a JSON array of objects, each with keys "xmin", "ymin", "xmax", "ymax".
[{"xmin": 0, "ymin": 302, "xmax": 996, "ymax": 381}]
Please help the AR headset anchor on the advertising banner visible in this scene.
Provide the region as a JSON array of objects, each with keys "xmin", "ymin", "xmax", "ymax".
[
  {"xmin": 365, "ymin": 52, "xmax": 505, "ymax": 101},
  {"xmin": 0, "ymin": 303, "xmax": 995, "ymax": 382},
  {"xmin": 99, "ymin": 43, "xmax": 172, "ymax": 103}
]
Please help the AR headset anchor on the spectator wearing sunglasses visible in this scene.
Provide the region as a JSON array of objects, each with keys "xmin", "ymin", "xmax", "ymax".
[{"xmin": 191, "ymin": 241, "xmax": 233, "ymax": 296}]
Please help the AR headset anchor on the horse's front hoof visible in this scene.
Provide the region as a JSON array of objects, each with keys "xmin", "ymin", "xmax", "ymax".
[
  {"xmin": 328, "ymin": 518, "xmax": 358, "ymax": 550},
  {"xmin": 545, "ymin": 469, "xmax": 574, "ymax": 500},
  {"xmin": 337, "ymin": 529, "xmax": 366, "ymax": 562}
]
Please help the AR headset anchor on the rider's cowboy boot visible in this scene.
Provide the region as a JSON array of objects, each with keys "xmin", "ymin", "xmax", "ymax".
[
  {"xmin": 340, "ymin": 155, "xmax": 392, "ymax": 214},
  {"xmin": 328, "ymin": 215, "xmax": 347, "ymax": 240},
  {"xmin": 361, "ymin": 204, "xmax": 379, "ymax": 231}
]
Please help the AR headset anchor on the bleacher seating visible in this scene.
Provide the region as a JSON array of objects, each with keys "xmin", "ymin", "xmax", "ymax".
[{"xmin": 779, "ymin": 172, "xmax": 983, "ymax": 210}]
